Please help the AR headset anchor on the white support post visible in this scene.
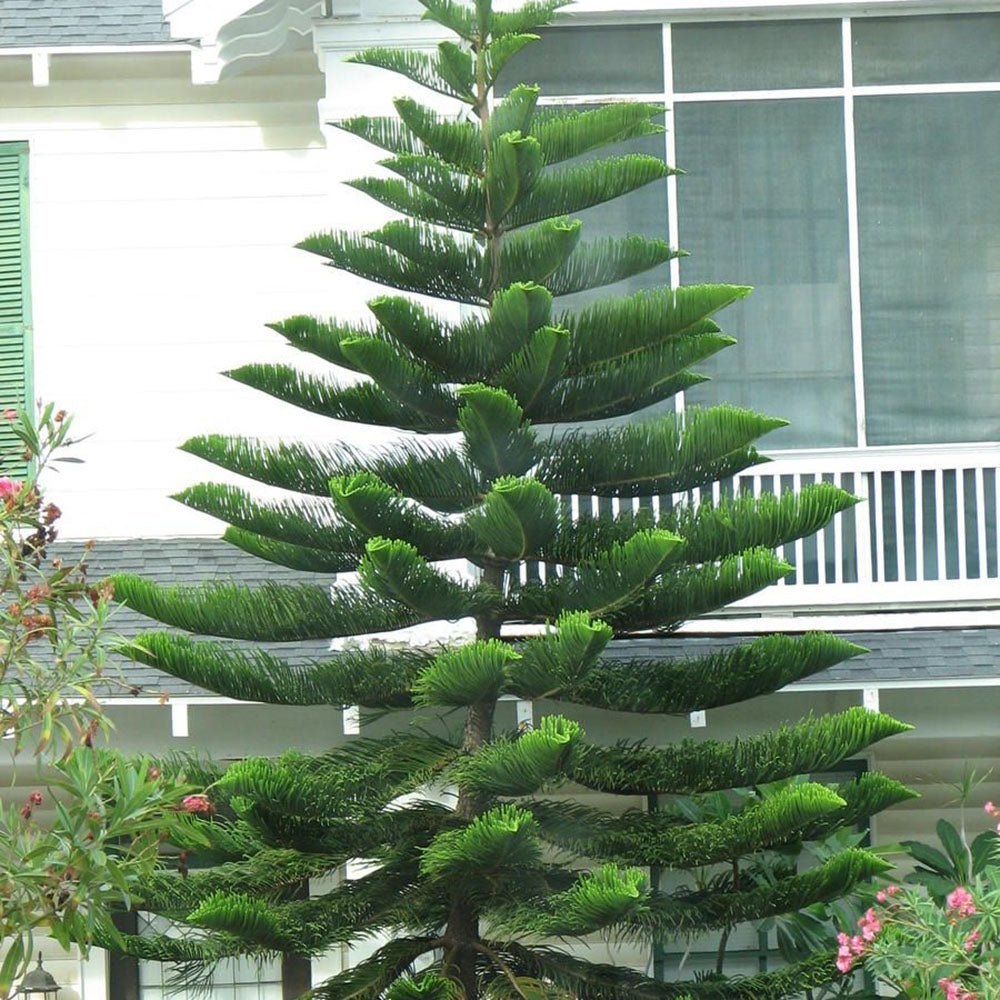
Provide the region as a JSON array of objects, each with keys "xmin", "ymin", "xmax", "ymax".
[
  {"xmin": 343, "ymin": 705, "xmax": 360, "ymax": 735},
  {"xmin": 170, "ymin": 700, "xmax": 189, "ymax": 738},
  {"xmin": 31, "ymin": 51, "xmax": 50, "ymax": 86},
  {"xmin": 80, "ymin": 948, "xmax": 109, "ymax": 1000},
  {"xmin": 516, "ymin": 700, "xmax": 534, "ymax": 731}
]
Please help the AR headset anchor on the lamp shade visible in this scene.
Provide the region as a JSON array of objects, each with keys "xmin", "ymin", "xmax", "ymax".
[{"xmin": 19, "ymin": 954, "xmax": 60, "ymax": 996}]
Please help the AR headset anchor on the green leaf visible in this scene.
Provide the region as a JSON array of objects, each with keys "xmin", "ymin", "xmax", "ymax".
[
  {"xmin": 495, "ymin": 217, "xmax": 582, "ymax": 288},
  {"xmin": 509, "ymin": 610, "xmax": 612, "ymax": 698},
  {"xmin": 174, "ymin": 482, "xmax": 361, "ymax": 554},
  {"xmin": 0, "ymin": 935, "xmax": 25, "ymax": 994},
  {"xmin": 569, "ymin": 708, "xmax": 912, "ymax": 795},
  {"xmin": 454, "ymin": 715, "xmax": 583, "ymax": 796},
  {"xmin": 490, "ymin": 0, "xmax": 572, "ymax": 37},
  {"xmin": 347, "ymin": 47, "xmax": 475, "ymax": 103},
  {"xmin": 182, "ymin": 434, "xmax": 483, "ymax": 511},
  {"xmin": 378, "ymin": 153, "xmax": 484, "ymax": 226},
  {"xmin": 420, "ymin": 804, "xmax": 542, "ymax": 882},
  {"xmin": 538, "ymin": 405, "xmax": 786, "ymax": 498},
  {"xmin": 537, "ymin": 332, "xmax": 729, "ymax": 423},
  {"xmin": 359, "ymin": 537, "xmax": 488, "ymax": 619},
  {"xmin": 413, "ymin": 639, "xmax": 518, "ymax": 706},
  {"xmin": 488, "ymin": 84, "xmax": 541, "ymax": 140},
  {"xmin": 547, "ymin": 233, "xmax": 680, "ymax": 297},
  {"xmin": 457, "ymin": 384, "xmax": 538, "ymax": 478},
  {"xmin": 329, "ymin": 471, "xmax": 472, "ymax": 556},
  {"xmin": 491, "ymin": 864, "xmax": 645, "ymax": 937},
  {"xmin": 437, "ymin": 40, "xmax": 476, "ymax": 100},
  {"xmin": 935, "ymin": 818, "xmax": 969, "ymax": 879},
  {"xmin": 531, "ymin": 102, "xmax": 666, "ymax": 165},
  {"xmin": 902, "ymin": 839, "xmax": 956, "ymax": 878},
  {"xmin": 340, "ymin": 336, "xmax": 458, "ymax": 423},
  {"xmin": 487, "ymin": 132, "xmax": 543, "ymax": 223},
  {"xmin": 565, "ymin": 633, "xmax": 868, "ymax": 714},
  {"xmin": 418, "ymin": 0, "xmax": 477, "ymax": 39},
  {"xmin": 113, "ymin": 573, "xmax": 421, "ymax": 641},
  {"xmin": 348, "ymin": 176, "xmax": 478, "ymax": 232},
  {"xmin": 484, "ymin": 33, "xmax": 539, "ymax": 84},
  {"xmin": 267, "ymin": 314, "xmax": 386, "ymax": 373},
  {"xmin": 509, "ymin": 155, "xmax": 672, "ymax": 230},
  {"xmin": 226, "ymin": 362, "xmax": 457, "ymax": 433},
  {"xmin": 496, "ymin": 325, "xmax": 570, "ymax": 413},
  {"xmin": 465, "ymin": 475, "xmax": 558, "ymax": 561},
  {"xmin": 563, "ymin": 283, "xmax": 751, "ymax": 371},
  {"xmin": 395, "ymin": 97, "xmax": 483, "ymax": 172},
  {"xmin": 299, "ymin": 224, "xmax": 483, "ymax": 304},
  {"xmin": 124, "ymin": 632, "xmax": 424, "ymax": 707}
]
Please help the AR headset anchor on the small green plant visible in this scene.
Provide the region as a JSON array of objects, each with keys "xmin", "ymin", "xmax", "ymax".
[
  {"xmin": 0, "ymin": 404, "xmax": 198, "ymax": 996},
  {"xmin": 838, "ymin": 791, "xmax": 1000, "ymax": 1000}
]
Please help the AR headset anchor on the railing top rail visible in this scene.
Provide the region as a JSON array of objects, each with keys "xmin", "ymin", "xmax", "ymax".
[{"xmin": 753, "ymin": 443, "xmax": 1000, "ymax": 476}]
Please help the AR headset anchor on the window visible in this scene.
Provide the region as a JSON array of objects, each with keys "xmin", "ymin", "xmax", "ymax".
[
  {"xmin": 503, "ymin": 12, "xmax": 1000, "ymax": 451},
  {"xmin": 109, "ymin": 911, "xmax": 310, "ymax": 1000},
  {"xmin": 0, "ymin": 141, "xmax": 31, "ymax": 475},
  {"xmin": 135, "ymin": 913, "xmax": 284, "ymax": 1000}
]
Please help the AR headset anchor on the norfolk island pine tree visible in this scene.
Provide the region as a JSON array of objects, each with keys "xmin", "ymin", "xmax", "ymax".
[{"xmin": 106, "ymin": 2, "xmax": 915, "ymax": 997}]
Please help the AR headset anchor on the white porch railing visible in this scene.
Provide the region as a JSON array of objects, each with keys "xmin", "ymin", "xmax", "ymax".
[
  {"xmin": 534, "ymin": 445, "xmax": 1000, "ymax": 612},
  {"xmin": 722, "ymin": 444, "xmax": 1000, "ymax": 610}
]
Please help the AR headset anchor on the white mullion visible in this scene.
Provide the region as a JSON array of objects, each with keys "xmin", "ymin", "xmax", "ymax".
[
  {"xmin": 663, "ymin": 23, "xmax": 680, "ymax": 290},
  {"xmin": 672, "ymin": 86, "xmax": 844, "ymax": 102},
  {"xmin": 975, "ymin": 465, "xmax": 988, "ymax": 579},
  {"xmin": 663, "ymin": 22, "xmax": 684, "ymax": 423},
  {"xmin": 842, "ymin": 17, "xmax": 867, "ymax": 448},
  {"xmin": 854, "ymin": 81, "xmax": 1000, "ymax": 97},
  {"xmin": 536, "ymin": 92, "xmax": 663, "ymax": 106}
]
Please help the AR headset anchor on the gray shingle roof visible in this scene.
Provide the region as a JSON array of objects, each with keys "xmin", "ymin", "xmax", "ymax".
[
  {"xmin": 54, "ymin": 536, "xmax": 335, "ymax": 699},
  {"xmin": 611, "ymin": 629, "xmax": 1000, "ymax": 686},
  {"xmin": 0, "ymin": 0, "xmax": 172, "ymax": 48},
  {"xmin": 51, "ymin": 537, "xmax": 1000, "ymax": 701}
]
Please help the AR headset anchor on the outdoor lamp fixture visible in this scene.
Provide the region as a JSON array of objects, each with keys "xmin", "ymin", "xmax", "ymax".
[{"xmin": 18, "ymin": 954, "xmax": 60, "ymax": 997}]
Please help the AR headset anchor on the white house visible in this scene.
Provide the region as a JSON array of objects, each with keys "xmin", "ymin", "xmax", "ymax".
[{"xmin": 1, "ymin": 0, "xmax": 999, "ymax": 995}]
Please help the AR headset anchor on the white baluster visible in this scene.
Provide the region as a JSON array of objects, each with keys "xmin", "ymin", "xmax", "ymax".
[
  {"xmin": 871, "ymin": 470, "xmax": 885, "ymax": 583},
  {"xmin": 854, "ymin": 472, "xmax": 874, "ymax": 586},
  {"xmin": 914, "ymin": 469, "xmax": 925, "ymax": 582},
  {"xmin": 833, "ymin": 472, "xmax": 845, "ymax": 585},
  {"xmin": 956, "ymin": 468, "xmax": 968, "ymax": 581},
  {"xmin": 934, "ymin": 468, "xmax": 947, "ymax": 582},
  {"xmin": 792, "ymin": 474, "xmax": 805, "ymax": 586},
  {"xmin": 893, "ymin": 470, "xmax": 906, "ymax": 582},
  {"xmin": 975, "ymin": 465, "xmax": 988, "ymax": 580}
]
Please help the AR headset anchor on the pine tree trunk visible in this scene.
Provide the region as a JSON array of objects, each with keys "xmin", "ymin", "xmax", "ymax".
[{"xmin": 445, "ymin": 566, "xmax": 503, "ymax": 998}]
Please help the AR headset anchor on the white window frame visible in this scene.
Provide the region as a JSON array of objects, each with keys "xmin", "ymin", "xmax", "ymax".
[{"xmin": 533, "ymin": 4, "xmax": 1000, "ymax": 451}]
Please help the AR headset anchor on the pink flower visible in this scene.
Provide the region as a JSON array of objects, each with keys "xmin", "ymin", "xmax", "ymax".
[
  {"xmin": 835, "ymin": 931, "xmax": 867, "ymax": 974},
  {"xmin": 946, "ymin": 886, "xmax": 977, "ymax": 918},
  {"xmin": 858, "ymin": 907, "xmax": 882, "ymax": 942},
  {"xmin": 835, "ymin": 933, "xmax": 856, "ymax": 973},
  {"xmin": 985, "ymin": 801, "xmax": 998, "ymax": 816},
  {"xmin": 835, "ymin": 953, "xmax": 854, "ymax": 974},
  {"xmin": 180, "ymin": 794, "xmax": 215, "ymax": 816},
  {"xmin": 938, "ymin": 978, "xmax": 976, "ymax": 1000},
  {"xmin": 964, "ymin": 929, "xmax": 981, "ymax": 952},
  {"xmin": 0, "ymin": 478, "xmax": 20, "ymax": 500}
]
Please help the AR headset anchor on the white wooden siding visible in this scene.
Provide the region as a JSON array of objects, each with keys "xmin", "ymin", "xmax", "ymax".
[{"xmin": 0, "ymin": 47, "xmax": 390, "ymax": 540}]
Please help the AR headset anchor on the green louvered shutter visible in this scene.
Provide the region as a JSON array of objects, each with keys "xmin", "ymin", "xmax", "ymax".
[{"xmin": 0, "ymin": 142, "xmax": 31, "ymax": 478}]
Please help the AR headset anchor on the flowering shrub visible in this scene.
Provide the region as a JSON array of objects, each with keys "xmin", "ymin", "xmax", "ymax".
[
  {"xmin": 839, "ymin": 805, "xmax": 1000, "ymax": 999},
  {"xmin": 0, "ymin": 405, "xmax": 199, "ymax": 996}
]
